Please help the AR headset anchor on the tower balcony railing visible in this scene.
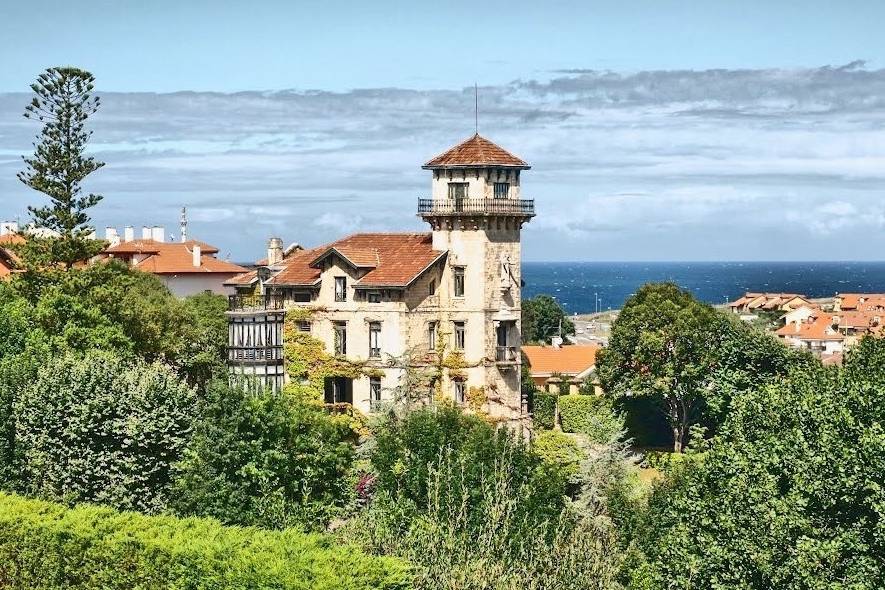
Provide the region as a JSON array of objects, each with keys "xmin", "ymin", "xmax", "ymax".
[
  {"xmin": 418, "ymin": 198, "xmax": 535, "ymax": 216},
  {"xmin": 228, "ymin": 293, "xmax": 286, "ymax": 312}
]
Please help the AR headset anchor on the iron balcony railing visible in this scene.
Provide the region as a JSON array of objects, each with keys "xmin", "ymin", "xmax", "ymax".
[
  {"xmin": 227, "ymin": 345, "xmax": 284, "ymax": 363},
  {"xmin": 418, "ymin": 198, "xmax": 535, "ymax": 216},
  {"xmin": 496, "ymin": 346, "xmax": 519, "ymax": 363},
  {"xmin": 228, "ymin": 293, "xmax": 286, "ymax": 311}
]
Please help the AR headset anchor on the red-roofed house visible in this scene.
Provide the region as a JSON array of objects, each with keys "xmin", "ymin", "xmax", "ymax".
[
  {"xmin": 522, "ymin": 344, "xmax": 601, "ymax": 394},
  {"xmin": 226, "ymin": 134, "xmax": 535, "ymax": 423},
  {"xmin": 100, "ymin": 231, "xmax": 246, "ymax": 296}
]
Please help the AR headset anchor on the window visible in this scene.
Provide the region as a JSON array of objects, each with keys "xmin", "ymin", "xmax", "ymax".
[
  {"xmin": 453, "ymin": 321, "xmax": 465, "ymax": 350},
  {"xmin": 334, "ymin": 321, "xmax": 347, "ymax": 355},
  {"xmin": 428, "ymin": 278, "xmax": 436, "ymax": 296},
  {"xmin": 368, "ymin": 291, "xmax": 381, "ymax": 303},
  {"xmin": 369, "ymin": 376, "xmax": 382, "ymax": 407},
  {"xmin": 428, "ymin": 377, "xmax": 437, "ymax": 400},
  {"xmin": 293, "ymin": 291, "xmax": 311, "ymax": 303},
  {"xmin": 453, "ymin": 267, "xmax": 465, "ymax": 297},
  {"xmin": 454, "ymin": 381, "xmax": 465, "ymax": 404},
  {"xmin": 334, "ymin": 277, "xmax": 347, "ymax": 302},
  {"xmin": 494, "ymin": 182, "xmax": 510, "ymax": 199},
  {"xmin": 427, "ymin": 321, "xmax": 437, "ymax": 350},
  {"xmin": 297, "ymin": 321, "xmax": 311, "ymax": 332},
  {"xmin": 369, "ymin": 322, "xmax": 381, "ymax": 358},
  {"xmin": 447, "ymin": 182, "xmax": 468, "ymax": 199}
]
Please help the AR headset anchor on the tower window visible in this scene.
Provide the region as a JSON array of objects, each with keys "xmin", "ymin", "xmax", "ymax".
[
  {"xmin": 334, "ymin": 277, "xmax": 347, "ymax": 302},
  {"xmin": 428, "ymin": 278, "xmax": 436, "ymax": 296},
  {"xmin": 448, "ymin": 182, "xmax": 468, "ymax": 200},
  {"xmin": 453, "ymin": 266, "xmax": 465, "ymax": 297},
  {"xmin": 453, "ymin": 321, "xmax": 465, "ymax": 350},
  {"xmin": 297, "ymin": 320, "xmax": 311, "ymax": 332},
  {"xmin": 369, "ymin": 322, "xmax": 381, "ymax": 358},
  {"xmin": 494, "ymin": 182, "xmax": 510, "ymax": 199},
  {"xmin": 334, "ymin": 321, "xmax": 347, "ymax": 355}
]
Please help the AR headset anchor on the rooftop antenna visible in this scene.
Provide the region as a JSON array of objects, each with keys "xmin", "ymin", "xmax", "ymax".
[
  {"xmin": 474, "ymin": 82, "xmax": 478, "ymax": 135},
  {"xmin": 179, "ymin": 206, "xmax": 188, "ymax": 243}
]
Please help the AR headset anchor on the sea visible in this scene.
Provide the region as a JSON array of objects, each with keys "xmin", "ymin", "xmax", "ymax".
[{"xmin": 522, "ymin": 261, "xmax": 885, "ymax": 315}]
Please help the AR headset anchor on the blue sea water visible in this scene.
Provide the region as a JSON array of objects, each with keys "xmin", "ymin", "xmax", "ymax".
[{"xmin": 522, "ymin": 261, "xmax": 885, "ymax": 315}]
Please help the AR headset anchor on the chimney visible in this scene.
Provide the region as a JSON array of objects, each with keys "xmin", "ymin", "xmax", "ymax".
[
  {"xmin": 267, "ymin": 237, "xmax": 284, "ymax": 266},
  {"xmin": 152, "ymin": 226, "xmax": 165, "ymax": 242},
  {"xmin": 142, "ymin": 226, "xmax": 152, "ymax": 240},
  {"xmin": 551, "ymin": 335, "xmax": 563, "ymax": 348},
  {"xmin": 192, "ymin": 245, "xmax": 201, "ymax": 268},
  {"xmin": 123, "ymin": 226, "xmax": 134, "ymax": 242}
]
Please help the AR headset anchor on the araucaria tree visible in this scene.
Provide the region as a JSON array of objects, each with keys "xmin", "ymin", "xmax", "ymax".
[
  {"xmin": 597, "ymin": 283, "xmax": 718, "ymax": 452},
  {"xmin": 18, "ymin": 67, "xmax": 105, "ymax": 267}
]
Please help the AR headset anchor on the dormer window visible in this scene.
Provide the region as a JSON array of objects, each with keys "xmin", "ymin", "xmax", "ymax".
[
  {"xmin": 494, "ymin": 182, "xmax": 510, "ymax": 199},
  {"xmin": 334, "ymin": 277, "xmax": 347, "ymax": 302}
]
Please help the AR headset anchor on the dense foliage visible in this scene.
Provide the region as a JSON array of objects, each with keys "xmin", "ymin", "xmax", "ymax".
[
  {"xmin": 532, "ymin": 390, "xmax": 557, "ymax": 429},
  {"xmin": 171, "ymin": 382, "xmax": 355, "ymax": 530},
  {"xmin": 349, "ymin": 404, "xmax": 625, "ymax": 589},
  {"xmin": 628, "ymin": 337, "xmax": 885, "ymax": 589},
  {"xmin": 0, "ymin": 492, "xmax": 411, "ymax": 590},
  {"xmin": 598, "ymin": 282, "xmax": 809, "ymax": 451},
  {"xmin": 17, "ymin": 67, "xmax": 106, "ymax": 267},
  {"xmin": 522, "ymin": 294, "xmax": 575, "ymax": 344},
  {"xmin": 559, "ymin": 394, "xmax": 626, "ymax": 443},
  {"xmin": 13, "ymin": 353, "xmax": 197, "ymax": 513}
]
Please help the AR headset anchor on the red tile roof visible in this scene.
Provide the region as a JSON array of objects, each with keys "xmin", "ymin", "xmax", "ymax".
[
  {"xmin": 423, "ymin": 134, "xmax": 530, "ymax": 169},
  {"xmin": 522, "ymin": 345, "xmax": 600, "ymax": 377},
  {"xmin": 101, "ymin": 239, "xmax": 245, "ymax": 275},
  {"xmin": 261, "ymin": 233, "xmax": 445, "ymax": 288},
  {"xmin": 776, "ymin": 313, "xmax": 844, "ymax": 341},
  {"xmin": 0, "ymin": 234, "xmax": 26, "ymax": 246}
]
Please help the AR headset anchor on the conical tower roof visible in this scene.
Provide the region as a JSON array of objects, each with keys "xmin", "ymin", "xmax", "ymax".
[{"xmin": 422, "ymin": 133, "xmax": 530, "ymax": 169}]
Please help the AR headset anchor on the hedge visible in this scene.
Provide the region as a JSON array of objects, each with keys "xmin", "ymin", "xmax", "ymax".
[
  {"xmin": 532, "ymin": 391, "xmax": 556, "ymax": 430},
  {"xmin": 0, "ymin": 492, "xmax": 411, "ymax": 590},
  {"xmin": 558, "ymin": 394, "xmax": 624, "ymax": 443}
]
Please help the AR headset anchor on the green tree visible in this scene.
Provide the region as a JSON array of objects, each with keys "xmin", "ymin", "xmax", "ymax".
[
  {"xmin": 13, "ymin": 353, "xmax": 197, "ymax": 513},
  {"xmin": 522, "ymin": 294, "xmax": 575, "ymax": 344},
  {"xmin": 597, "ymin": 283, "xmax": 719, "ymax": 452},
  {"xmin": 629, "ymin": 337, "xmax": 885, "ymax": 589},
  {"xmin": 17, "ymin": 67, "xmax": 105, "ymax": 267},
  {"xmin": 171, "ymin": 382, "xmax": 355, "ymax": 530}
]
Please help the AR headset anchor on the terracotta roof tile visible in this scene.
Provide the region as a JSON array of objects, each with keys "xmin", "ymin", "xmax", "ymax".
[
  {"xmin": 776, "ymin": 313, "xmax": 844, "ymax": 341},
  {"xmin": 224, "ymin": 269, "xmax": 259, "ymax": 286},
  {"xmin": 522, "ymin": 345, "xmax": 600, "ymax": 377},
  {"xmin": 423, "ymin": 134, "xmax": 530, "ymax": 169},
  {"xmin": 101, "ymin": 239, "xmax": 245, "ymax": 275}
]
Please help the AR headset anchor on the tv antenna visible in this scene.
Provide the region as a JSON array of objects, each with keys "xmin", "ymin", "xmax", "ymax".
[{"xmin": 474, "ymin": 82, "xmax": 478, "ymax": 134}]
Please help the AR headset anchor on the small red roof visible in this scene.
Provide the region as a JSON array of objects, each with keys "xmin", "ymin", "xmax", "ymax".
[
  {"xmin": 522, "ymin": 345, "xmax": 600, "ymax": 377},
  {"xmin": 101, "ymin": 239, "xmax": 244, "ymax": 275},
  {"xmin": 423, "ymin": 133, "xmax": 530, "ymax": 169}
]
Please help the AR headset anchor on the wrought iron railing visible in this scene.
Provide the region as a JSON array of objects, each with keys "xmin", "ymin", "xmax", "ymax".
[
  {"xmin": 227, "ymin": 346, "xmax": 284, "ymax": 363},
  {"xmin": 418, "ymin": 198, "xmax": 535, "ymax": 216},
  {"xmin": 228, "ymin": 293, "xmax": 286, "ymax": 311},
  {"xmin": 496, "ymin": 346, "xmax": 518, "ymax": 362}
]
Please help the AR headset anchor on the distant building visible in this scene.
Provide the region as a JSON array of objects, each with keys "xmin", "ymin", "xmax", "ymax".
[
  {"xmin": 729, "ymin": 292, "xmax": 813, "ymax": 314},
  {"xmin": 225, "ymin": 134, "xmax": 535, "ymax": 423},
  {"xmin": 0, "ymin": 232, "xmax": 23, "ymax": 278},
  {"xmin": 834, "ymin": 293, "xmax": 885, "ymax": 312},
  {"xmin": 99, "ymin": 225, "xmax": 246, "ymax": 296},
  {"xmin": 522, "ymin": 343, "xmax": 601, "ymax": 394},
  {"xmin": 775, "ymin": 310, "xmax": 844, "ymax": 357}
]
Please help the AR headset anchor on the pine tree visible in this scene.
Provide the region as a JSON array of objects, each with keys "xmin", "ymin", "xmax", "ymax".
[{"xmin": 17, "ymin": 67, "xmax": 105, "ymax": 268}]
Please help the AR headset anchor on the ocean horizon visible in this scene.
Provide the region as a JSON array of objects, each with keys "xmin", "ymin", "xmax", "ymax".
[{"xmin": 522, "ymin": 261, "xmax": 885, "ymax": 315}]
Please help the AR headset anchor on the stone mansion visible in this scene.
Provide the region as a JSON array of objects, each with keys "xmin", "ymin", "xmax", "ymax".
[{"xmin": 226, "ymin": 134, "xmax": 535, "ymax": 423}]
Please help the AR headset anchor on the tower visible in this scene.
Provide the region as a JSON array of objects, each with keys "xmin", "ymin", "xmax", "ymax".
[{"xmin": 419, "ymin": 134, "xmax": 534, "ymax": 420}]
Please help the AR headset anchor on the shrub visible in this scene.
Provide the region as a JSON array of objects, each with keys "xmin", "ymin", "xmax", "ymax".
[
  {"xmin": 559, "ymin": 394, "xmax": 625, "ymax": 443},
  {"xmin": 0, "ymin": 491, "xmax": 410, "ymax": 590},
  {"xmin": 533, "ymin": 430, "xmax": 583, "ymax": 480},
  {"xmin": 346, "ymin": 449, "xmax": 620, "ymax": 590},
  {"xmin": 369, "ymin": 404, "xmax": 567, "ymax": 529},
  {"xmin": 532, "ymin": 390, "xmax": 556, "ymax": 429},
  {"xmin": 14, "ymin": 353, "xmax": 197, "ymax": 513},
  {"xmin": 171, "ymin": 382, "xmax": 355, "ymax": 530}
]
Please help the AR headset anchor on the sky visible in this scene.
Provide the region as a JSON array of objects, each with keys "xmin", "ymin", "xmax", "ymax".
[{"xmin": 2, "ymin": 0, "xmax": 885, "ymax": 261}]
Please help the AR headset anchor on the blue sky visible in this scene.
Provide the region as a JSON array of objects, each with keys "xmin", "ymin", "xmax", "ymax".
[{"xmin": 2, "ymin": 1, "xmax": 885, "ymax": 260}]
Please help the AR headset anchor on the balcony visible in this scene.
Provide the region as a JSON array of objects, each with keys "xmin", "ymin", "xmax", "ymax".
[
  {"xmin": 418, "ymin": 198, "xmax": 535, "ymax": 217},
  {"xmin": 496, "ymin": 345, "xmax": 518, "ymax": 363},
  {"xmin": 228, "ymin": 293, "xmax": 286, "ymax": 312},
  {"xmin": 227, "ymin": 345, "xmax": 283, "ymax": 364}
]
